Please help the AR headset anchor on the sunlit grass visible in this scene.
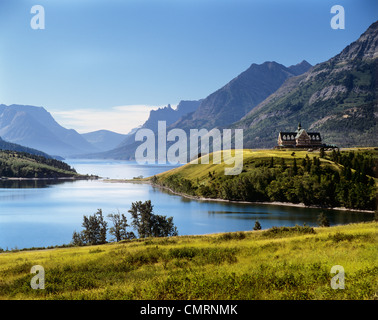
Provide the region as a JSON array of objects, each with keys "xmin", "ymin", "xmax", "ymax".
[
  {"xmin": 0, "ymin": 221, "xmax": 376, "ymax": 300},
  {"xmin": 151, "ymin": 148, "xmax": 343, "ymax": 183}
]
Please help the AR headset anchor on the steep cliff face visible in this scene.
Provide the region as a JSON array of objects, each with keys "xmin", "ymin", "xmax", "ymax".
[
  {"xmin": 332, "ymin": 20, "xmax": 378, "ymax": 61},
  {"xmin": 142, "ymin": 101, "xmax": 200, "ymax": 132}
]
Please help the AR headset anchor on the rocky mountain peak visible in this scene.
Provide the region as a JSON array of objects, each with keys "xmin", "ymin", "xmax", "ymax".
[{"xmin": 333, "ymin": 20, "xmax": 378, "ymax": 61}]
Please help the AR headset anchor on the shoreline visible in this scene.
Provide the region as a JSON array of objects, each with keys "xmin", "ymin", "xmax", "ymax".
[
  {"xmin": 105, "ymin": 179, "xmax": 376, "ymax": 214},
  {"xmin": 0, "ymin": 176, "xmax": 99, "ymax": 181}
]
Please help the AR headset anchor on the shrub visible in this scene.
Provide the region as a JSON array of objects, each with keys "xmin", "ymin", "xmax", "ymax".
[
  {"xmin": 263, "ymin": 225, "xmax": 316, "ymax": 238},
  {"xmin": 124, "ymin": 247, "xmax": 161, "ymax": 266},
  {"xmin": 318, "ymin": 212, "xmax": 330, "ymax": 227},
  {"xmin": 167, "ymin": 247, "xmax": 238, "ymax": 265},
  {"xmin": 217, "ymin": 232, "xmax": 246, "ymax": 241},
  {"xmin": 253, "ymin": 221, "xmax": 262, "ymax": 231},
  {"xmin": 329, "ymin": 232, "xmax": 355, "ymax": 242}
]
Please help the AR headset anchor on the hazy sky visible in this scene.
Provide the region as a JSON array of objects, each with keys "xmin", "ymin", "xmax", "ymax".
[{"xmin": 0, "ymin": 0, "xmax": 377, "ymax": 133}]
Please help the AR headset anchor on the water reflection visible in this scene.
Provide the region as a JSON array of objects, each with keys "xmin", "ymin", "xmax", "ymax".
[
  {"xmin": 0, "ymin": 160, "xmax": 374, "ymax": 250},
  {"xmin": 0, "ymin": 179, "xmax": 74, "ymax": 189}
]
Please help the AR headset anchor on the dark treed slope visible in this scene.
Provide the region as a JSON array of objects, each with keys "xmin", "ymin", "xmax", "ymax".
[
  {"xmin": 0, "ymin": 136, "xmax": 57, "ymax": 159},
  {"xmin": 0, "ymin": 150, "xmax": 85, "ymax": 178}
]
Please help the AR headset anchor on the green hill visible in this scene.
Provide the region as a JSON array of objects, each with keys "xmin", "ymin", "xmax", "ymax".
[
  {"xmin": 0, "ymin": 150, "xmax": 85, "ymax": 179},
  {"xmin": 148, "ymin": 148, "xmax": 377, "ymax": 211}
]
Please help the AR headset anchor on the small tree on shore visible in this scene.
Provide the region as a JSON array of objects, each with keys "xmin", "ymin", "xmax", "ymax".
[
  {"xmin": 107, "ymin": 211, "xmax": 136, "ymax": 241},
  {"xmin": 253, "ymin": 220, "xmax": 262, "ymax": 231},
  {"xmin": 318, "ymin": 212, "xmax": 330, "ymax": 227},
  {"xmin": 72, "ymin": 201, "xmax": 178, "ymax": 246},
  {"xmin": 72, "ymin": 230, "xmax": 85, "ymax": 246},
  {"xmin": 72, "ymin": 209, "xmax": 108, "ymax": 245},
  {"xmin": 128, "ymin": 200, "xmax": 178, "ymax": 238}
]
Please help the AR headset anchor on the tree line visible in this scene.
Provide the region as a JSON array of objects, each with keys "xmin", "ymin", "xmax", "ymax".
[
  {"xmin": 156, "ymin": 151, "xmax": 377, "ymax": 211},
  {"xmin": 72, "ymin": 200, "xmax": 178, "ymax": 246},
  {"xmin": 0, "ymin": 150, "xmax": 77, "ymax": 178}
]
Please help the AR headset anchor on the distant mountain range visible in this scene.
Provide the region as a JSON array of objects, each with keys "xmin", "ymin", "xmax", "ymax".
[
  {"xmin": 0, "ymin": 99, "xmax": 203, "ymax": 159},
  {"xmin": 0, "ymin": 105, "xmax": 132, "ymax": 157},
  {"xmin": 1, "ymin": 21, "xmax": 377, "ymax": 159},
  {"xmin": 85, "ymin": 60, "xmax": 313, "ymax": 159},
  {"xmin": 234, "ymin": 20, "xmax": 378, "ymax": 148},
  {"xmin": 0, "ymin": 104, "xmax": 99, "ymax": 157},
  {"xmin": 76, "ymin": 100, "xmax": 202, "ymax": 159},
  {"xmin": 114, "ymin": 100, "xmax": 201, "ymax": 150},
  {"xmin": 172, "ymin": 60, "xmax": 312, "ymax": 131},
  {"xmin": 81, "ymin": 130, "xmax": 128, "ymax": 152},
  {"xmin": 142, "ymin": 101, "xmax": 201, "ymax": 132}
]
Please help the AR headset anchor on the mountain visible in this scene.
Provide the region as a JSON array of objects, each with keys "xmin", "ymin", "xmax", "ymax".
[
  {"xmin": 233, "ymin": 21, "xmax": 378, "ymax": 148},
  {"xmin": 171, "ymin": 60, "xmax": 312, "ymax": 131},
  {"xmin": 288, "ymin": 60, "xmax": 313, "ymax": 76},
  {"xmin": 0, "ymin": 104, "xmax": 99, "ymax": 157},
  {"xmin": 115, "ymin": 100, "xmax": 201, "ymax": 149},
  {"xmin": 87, "ymin": 62, "xmax": 311, "ymax": 160},
  {"xmin": 0, "ymin": 136, "xmax": 56, "ymax": 159},
  {"xmin": 142, "ymin": 101, "xmax": 200, "ymax": 132},
  {"xmin": 81, "ymin": 130, "xmax": 128, "ymax": 152},
  {"xmin": 80, "ymin": 100, "xmax": 201, "ymax": 159}
]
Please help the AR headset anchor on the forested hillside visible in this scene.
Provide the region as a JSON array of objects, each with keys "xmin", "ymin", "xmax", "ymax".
[
  {"xmin": 151, "ymin": 149, "xmax": 377, "ymax": 211},
  {"xmin": 0, "ymin": 150, "xmax": 84, "ymax": 178}
]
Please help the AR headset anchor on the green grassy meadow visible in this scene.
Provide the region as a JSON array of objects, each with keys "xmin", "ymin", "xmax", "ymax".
[
  {"xmin": 154, "ymin": 149, "xmax": 339, "ymax": 181},
  {"xmin": 0, "ymin": 222, "xmax": 376, "ymax": 300}
]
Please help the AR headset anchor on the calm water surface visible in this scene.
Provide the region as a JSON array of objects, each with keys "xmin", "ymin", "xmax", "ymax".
[{"xmin": 0, "ymin": 159, "xmax": 374, "ymax": 249}]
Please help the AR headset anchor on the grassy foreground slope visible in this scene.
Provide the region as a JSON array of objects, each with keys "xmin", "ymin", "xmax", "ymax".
[{"xmin": 0, "ymin": 222, "xmax": 376, "ymax": 300}]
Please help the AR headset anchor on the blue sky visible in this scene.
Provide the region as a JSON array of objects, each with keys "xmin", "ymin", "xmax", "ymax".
[{"xmin": 0, "ymin": 0, "xmax": 377, "ymax": 133}]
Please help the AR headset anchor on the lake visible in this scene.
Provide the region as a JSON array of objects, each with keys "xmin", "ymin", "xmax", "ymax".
[{"xmin": 0, "ymin": 159, "xmax": 374, "ymax": 250}]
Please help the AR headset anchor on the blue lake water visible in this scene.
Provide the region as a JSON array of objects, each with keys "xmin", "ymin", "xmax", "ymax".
[{"xmin": 0, "ymin": 160, "xmax": 374, "ymax": 249}]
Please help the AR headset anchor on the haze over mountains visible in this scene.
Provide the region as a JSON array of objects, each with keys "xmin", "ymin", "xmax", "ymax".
[
  {"xmin": 1, "ymin": 21, "xmax": 377, "ymax": 160},
  {"xmin": 0, "ymin": 136, "xmax": 55, "ymax": 159},
  {"xmin": 86, "ymin": 60, "xmax": 313, "ymax": 160},
  {"xmin": 0, "ymin": 104, "xmax": 100, "ymax": 157},
  {"xmin": 115, "ymin": 100, "xmax": 201, "ymax": 150},
  {"xmin": 0, "ymin": 105, "xmax": 129, "ymax": 157},
  {"xmin": 0, "ymin": 101, "xmax": 202, "ymax": 158},
  {"xmin": 81, "ymin": 130, "xmax": 128, "ymax": 152}
]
